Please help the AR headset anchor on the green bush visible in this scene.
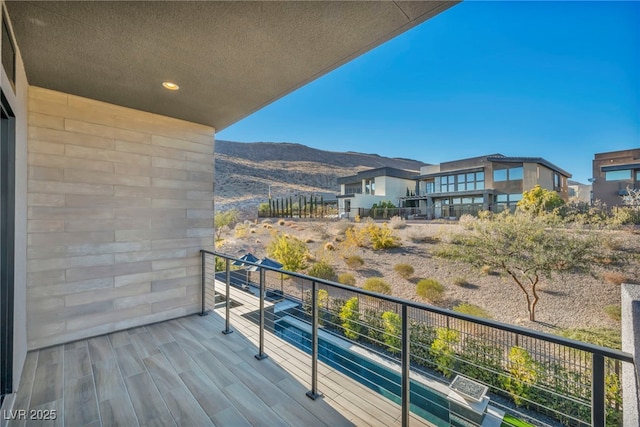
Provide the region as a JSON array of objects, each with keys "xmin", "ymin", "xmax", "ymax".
[
  {"xmin": 504, "ymin": 346, "xmax": 537, "ymax": 406},
  {"xmin": 430, "ymin": 328, "xmax": 459, "ymax": 377},
  {"xmin": 381, "ymin": 311, "xmax": 401, "ymax": 353},
  {"xmin": 393, "ymin": 263, "xmax": 414, "ymax": 279},
  {"xmin": 267, "ymin": 233, "xmax": 308, "ymax": 272},
  {"xmin": 307, "ymin": 261, "xmax": 337, "ymax": 281},
  {"xmin": 337, "ymin": 273, "xmax": 356, "ymax": 286},
  {"xmin": 340, "ymin": 297, "xmax": 362, "ymax": 340},
  {"xmin": 416, "ymin": 279, "xmax": 444, "ymax": 303},
  {"xmin": 363, "ymin": 309, "xmax": 384, "ymax": 345},
  {"xmin": 363, "ymin": 277, "xmax": 391, "ymax": 295},
  {"xmin": 344, "ymin": 255, "xmax": 365, "ymax": 269},
  {"xmin": 458, "ymin": 338, "xmax": 503, "ymax": 389},
  {"xmin": 453, "ymin": 303, "xmax": 491, "ymax": 319}
]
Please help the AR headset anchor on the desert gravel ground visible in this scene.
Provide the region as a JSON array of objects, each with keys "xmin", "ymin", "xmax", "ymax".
[{"xmin": 217, "ymin": 218, "xmax": 639, "ymax": 336}]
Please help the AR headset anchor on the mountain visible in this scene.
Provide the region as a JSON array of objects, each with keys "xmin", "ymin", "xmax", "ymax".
[{"xmin": 214, "ymin": 140, "xmax": 426, "ymax": 216}]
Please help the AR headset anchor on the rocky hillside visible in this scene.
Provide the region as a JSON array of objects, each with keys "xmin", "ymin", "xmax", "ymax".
[{"xmin": 214, "ymin": 140, "xmax": 426, "ymax": 217}]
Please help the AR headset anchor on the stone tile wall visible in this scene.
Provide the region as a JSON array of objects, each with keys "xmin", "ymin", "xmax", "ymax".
[{"xmin": 26, "ymin": 86, "xmax": 215, "ymax": 349}]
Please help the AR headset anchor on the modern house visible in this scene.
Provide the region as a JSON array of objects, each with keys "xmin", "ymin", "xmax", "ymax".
[
  {"xmin": 336, "ymin": 167, "xmax": 419, "ymax": 217},
  {"xmin": 568, "ymin": 180, "xmax": 592, "ymax": 204},
  {"xmin": 592, "ymin": 148, "xmax": 640, "ymax": 207},
  {"xmin": 404, "ymin": 154, "xmax": 571, "ymax": 219},
  {"xmin": 0, "ymin": 0, "xmax": 460, "ymax": 419}
]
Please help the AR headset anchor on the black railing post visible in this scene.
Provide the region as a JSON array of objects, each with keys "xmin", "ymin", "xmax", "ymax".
[
  {"xmin": 222, "ymin": 258, "xmax": 233, "ymax": 335},
  {"xmin": 401, "ymin": 304, "xmax": 410, "ymax": 427},
  {"xmin": 255, "ymin": 267, "xmax": 268, "ymax": 360},
  {"xmin": 307, "ymin": 281, "xmax": 320, "ymax": 400},
  {"xmin": 199, "ymin": 251, "xmax": 208, "ymax": 316},
  {"xmin": 592, "ymin": 353, "xmax": 605, "ymax": 427}
]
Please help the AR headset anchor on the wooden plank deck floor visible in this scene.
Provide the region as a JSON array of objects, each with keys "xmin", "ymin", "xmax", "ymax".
[{"xmin": 7, "ymin": 307, "xmax": 435, "ymax": 427}]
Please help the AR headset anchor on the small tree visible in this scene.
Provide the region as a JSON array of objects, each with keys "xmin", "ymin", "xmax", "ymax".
[
  {"xmin": 340, "ymin": 297, "xmax": 362, "ymax": 340},
  {"xmin": 440, "ymin": 212, "xmax": 599, "ymax": 321},
  {"xmin": 214, "ymin": 209, "xmax": 239, "ymax": 241},
  {"xmin": 621, "ymin": 186, "xmax": 640, "ymax": 208},
  {"xmin": 517, "ymin": 185, "xmax": 564, "ymax": 216},
  {"xmin": 267, "ymin": 233, "xmax": 308, "ymax": 272}
]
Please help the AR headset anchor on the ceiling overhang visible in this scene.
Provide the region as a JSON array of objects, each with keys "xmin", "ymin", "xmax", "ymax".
[{"xmin": 6, "ymin": 1, "xmax": 457, "ymax": 130}]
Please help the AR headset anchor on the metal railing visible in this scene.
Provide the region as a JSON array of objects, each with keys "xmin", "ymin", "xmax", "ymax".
[{"xmin": 200, "ymin": 249, "xmax": 634, "ymax": 427}]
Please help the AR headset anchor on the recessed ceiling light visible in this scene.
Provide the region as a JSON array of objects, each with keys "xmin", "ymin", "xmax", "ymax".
[{"xmin": 162, "ymin": 81, "xmax": 179, "ymax": 91}]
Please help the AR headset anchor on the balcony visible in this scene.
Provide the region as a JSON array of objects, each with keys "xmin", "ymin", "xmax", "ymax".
[{"xmin": 6, "ymin": 251, "xmax": 635, "ymax": 427}]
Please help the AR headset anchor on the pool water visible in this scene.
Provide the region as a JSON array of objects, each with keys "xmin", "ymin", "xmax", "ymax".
[{"xmin": 274, "ymin": 318, "xmax": 451, "ymax": 426}]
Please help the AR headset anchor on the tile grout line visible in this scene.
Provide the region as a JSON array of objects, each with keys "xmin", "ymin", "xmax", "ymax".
[
  {"xmin": 85, "ymin": 341, "xmax": 103, "ymax": 427},
  {"xmin": 133, "ymin": 326, "xmax": 178, "ymax": 427},
  {"xmin": 105, "ymin": 335, "xmax": 141, "ymax": 427}
]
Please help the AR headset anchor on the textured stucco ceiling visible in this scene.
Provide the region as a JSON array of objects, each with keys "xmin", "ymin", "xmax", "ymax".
[{"xmin": 6, "ymin": 1, "xmax": 457, "ymax": 130}]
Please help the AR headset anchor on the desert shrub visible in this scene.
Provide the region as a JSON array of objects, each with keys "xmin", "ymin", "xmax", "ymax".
[
  {"xmin": 604, "ymin": 305, "xmax": 621, "ymax": 321},
  {"xmin": 340, "ymin": 297, "xmax": 362, "ymax": 340},
  {"xmin": 343, "ymin": 226, "xmax": 367, "ymax": 249},
  {"xmin": 307, "ymin": 261, "xmax": 337, "ymax": 281},
  {"xmin": 452, "ymin": 277, "xmax": 469, "ymax": 287},
  {"xmin": 338, "ymin": 273, "xmax": 356, "ymax": 286},
  {"xmin": 277, "ymin": 219, "xmax": 285, "ymax": 226},
  {"xmin": 381, "ymin": 311, "xmax": 401, "ymax": 353},
  {"xmin": 393, "ymin": 263, "xmax": 414, "ymax": 279},
  {"xmin": 480, "ymin": 265, "xmax": 492, "ymax": 275},
  {"xmin": 354, "ymin": 214, "xmax": 361, "ymax": 223},
  {"xmin": 408, "ymin": 231, "xmax": 440, "ymax": 244},
  {"xmin": 389, "ymin": 216, "xmax": 407, "ymax": 229},
  {"xmin": 305, "ymin": 238, "xmax": 314, "ymax": 243},
  {"xmin": 517, "ymin": 185, "xmax": 565, "ymax": 216},
  {"xmin": 416, "ymin": 279, "xmax": 444, "ymax": 303},
  {"xmin": 364, "ymin": 223, "xmax": 400, "ymax": 250},
  {"xmin": 336, "ymin": 219, "xmax": 352, "ymax": 235},
  {"xmin": 559, "ymin": 328, "xmax": 621, "ymax": 350},
  {"xmin": 609, "ymin": 206, "xmax": 640, "ymax": 226},
  {"xmin": 602, "ymin": 271, "xmax": 626, "ymax": 285},
  {"xmin": 453, "ymin": 303, "xmax": 491, "ymax": 319},
  {"xmin": 344, "ymin": 255, "xmax": 365, "ymax": 269},
  {"xmin": 249, "ymin": 228, "xmax": 256, "ymax": 234},
  {"xmin": 430, "ymin": 328, "xmax": 459, "ymax": 377},
  {"xmin": 363, "ymin": 277, "xmax": 391, "ymax": 295},
  {"xmin": 234, "ymin": 223, "xmax": 248, "ymax": 238},
  {"xmin": 267, "ymin": 233, "xmax": 308, "ymax": 272},
  {"xmin": 459, "ymin": 214, "xmax": 476, "ymax": 230},
  {"xmin": 324, "ymin": 242, "xmax": 335, "ymax": 251}
]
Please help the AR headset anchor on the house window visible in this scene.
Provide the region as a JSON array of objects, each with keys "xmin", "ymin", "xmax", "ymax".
[
  {"xmin": 494, "ymin": 166, "xmax": 523, "ymax": 182},
  {"xmin": 364, "ymin": 179, "xmax": 375, "ymax": 195},
  {"xmin": 436, "ymin": 172, "xmax": 484, "ymax": 193},
  {"xmin": 494, "ymin": 193, "xmax": 522, "ymax": 213},
  {"xmin": 636, "ymin": 170, "xmax": 640, "ymax": 181},
  {"xmin": 425, "ymin": 181, "xmax": 435, "ymax": 194},
  {"xmin": 605, "ymin": 170, "xmax": 631, "ymax": 181},
  {"xmin": 554, "ymin": 172, "xmax": 561, "ymax": 188},
  {"xmin": 493, "ymin": 169, "xmax": 507, "ymax": 182}
]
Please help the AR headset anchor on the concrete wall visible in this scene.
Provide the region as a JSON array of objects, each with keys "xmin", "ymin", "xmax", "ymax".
[
  {"xmin": 26, "ymin": 87, "xmax": 215, "ymax": 349},
  {"xmin": 593, "ymin": 149, "xmax": 640, "ymax": 207},
  {"xmin": 375, "ymin": 176, "xmax": 414, "ymax": 199},
  {"xmin": 1, "ymin": 0, "xmax": 29, "ymax": 395},
  {"xmin": 621, "ymin": 283, "xmax": 640, "ymax": 426}
]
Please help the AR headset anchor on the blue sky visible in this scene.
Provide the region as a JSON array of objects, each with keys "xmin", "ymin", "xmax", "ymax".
[{"xmin": 218, "ymin": 1, "xmax": 639, "ymax": 184}]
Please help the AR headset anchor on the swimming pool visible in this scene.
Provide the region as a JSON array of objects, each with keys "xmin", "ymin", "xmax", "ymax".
[{"xmin": 274, "ymin": 317, "xmax": 452, "ymax": 426}]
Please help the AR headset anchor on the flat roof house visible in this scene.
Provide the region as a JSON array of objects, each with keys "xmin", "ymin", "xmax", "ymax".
[
  {"xmin": 592, "ymin": 148, "xmax": 640, "ymax": 207},
  {"xmin": 404, "ymin": 154, "xmax": 571, "ymax": 219},
  {"xmin": 0, "ymin": 0, "xmax": 458, "ymax": 419},
  {"xmin": 336, "ymin": 167, "xmax": 419, "ymax": 217}
]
